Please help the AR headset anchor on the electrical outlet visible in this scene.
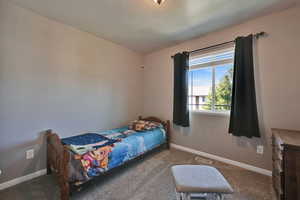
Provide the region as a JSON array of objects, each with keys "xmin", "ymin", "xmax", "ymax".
[
  {"xmin": 257, "ymin": 145, "xmax": 264, "ymax": 154},
  {"xmin": 26, "ymin": 149, "xmax": 34, "ymax": 159}
]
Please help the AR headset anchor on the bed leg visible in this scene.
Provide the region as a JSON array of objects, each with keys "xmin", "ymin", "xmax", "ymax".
[
  {"xmin": 166, "ymin": 143, "xmax": 170, "ymax": 149},
  {"xmin": 46, "ymin": 131, "xmax": 52, "ymax": 175},
  {"xmin": 60, "ymin": 181, "xmax": 70, "ymax": 200},
  {"xmin": 166, "ymin": 120, "xmax": 171, "ymax": 149}
]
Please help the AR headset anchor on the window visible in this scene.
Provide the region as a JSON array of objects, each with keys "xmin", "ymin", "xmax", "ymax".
[{"xmin": 188, "ymin": 47, "xmax": 234, "ymax": 112}]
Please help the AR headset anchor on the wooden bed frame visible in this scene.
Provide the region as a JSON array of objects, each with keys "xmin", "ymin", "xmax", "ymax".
[{"xmin": 46, "ymin": 116, "xmax": 170, "ymax": 200}]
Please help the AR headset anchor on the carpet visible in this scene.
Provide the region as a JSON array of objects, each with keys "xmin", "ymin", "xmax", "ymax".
[{"xmin": 0, "ymin": 149, "xmax": 274, "ymax": 200}]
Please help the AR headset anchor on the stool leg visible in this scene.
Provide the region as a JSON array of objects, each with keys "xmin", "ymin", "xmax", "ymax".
[
  {"xmin": 216, "ymin": 193, "xmax": 224, "ymax": 200},
  {"xmin": 175, "ymin": 189, "xmax": 178, "ymax": 200},
  {"xmin": 175, "ymin": 189, "xmax": 182, "ymax": 200},
  {"xmin": 179, "ymin": 193, "xmax": 183, "ymax": 200},
  {"xmin": 187, "ymin": 193, "xmax": 191, "ymax": 200},
  {"xmin": 180, "ymin": 193, "xmax": 185, "ymax": 200},
  {"xmin": 181, "ymin": 193, "xmax": 190, "ymax": 200}
]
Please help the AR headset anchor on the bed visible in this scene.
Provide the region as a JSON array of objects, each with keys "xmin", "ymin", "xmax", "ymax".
[{"xmin": 46, "ymin": 116, "xmax": 170, "ymax": 200}]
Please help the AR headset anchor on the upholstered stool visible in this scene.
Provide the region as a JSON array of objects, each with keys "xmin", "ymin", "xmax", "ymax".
[{"xmin": 171, "ymin": 165, "xmax": 234, "ymax": 200}]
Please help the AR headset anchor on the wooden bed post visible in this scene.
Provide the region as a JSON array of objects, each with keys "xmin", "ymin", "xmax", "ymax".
[
  {"xmin": 60, "ymin": 146, "xmax": 70, "ymax": 200},
  {"xmin": 166, "ymin": 120, "xmax": 171, "ymax": 149},
  {"xmin": 46, "ymin": 129, "xmax": 53, "ymax": 175},
  {"xmin": 46, "ymin": 130, "xmax": 70, "ymax": 200}
]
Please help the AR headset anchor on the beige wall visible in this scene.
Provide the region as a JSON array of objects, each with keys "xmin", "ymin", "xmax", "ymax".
[
  {"xmin": 0, "ymin": 0, "xmax": 143, "ymax": 183},
  {"xmin": 1, "ymin": 0, "xmax": 300, "ymax": 185},
  {"xmin": 143, "ymin": 5, "xmax": 300, "ymax": 170}
]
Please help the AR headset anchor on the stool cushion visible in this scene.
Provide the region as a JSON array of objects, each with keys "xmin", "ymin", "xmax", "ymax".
[{"xmin": 171, "ymin": 165, "xmax": 234, "ymax": 194}]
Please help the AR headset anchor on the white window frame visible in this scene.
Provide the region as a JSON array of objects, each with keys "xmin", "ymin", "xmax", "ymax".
[{"xmin": 188, "ymin": 47, "xmax": 234, "ymax": 116}]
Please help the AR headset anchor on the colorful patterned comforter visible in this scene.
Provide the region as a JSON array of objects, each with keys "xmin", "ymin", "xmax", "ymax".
[{"xmin": 64, "ymin": 125, "xmax": 166, "ymax": 183}]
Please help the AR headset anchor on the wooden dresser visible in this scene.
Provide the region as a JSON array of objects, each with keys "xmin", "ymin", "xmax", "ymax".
[{"xmin": 272, "ymin": 128, "xmax": 300, "ymax": 200}]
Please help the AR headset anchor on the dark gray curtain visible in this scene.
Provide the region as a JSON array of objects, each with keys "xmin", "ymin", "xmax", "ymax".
[
  {"xmin": 173, "ymin": 52, "xmax": 189, "ymax": 127},
  {"xmin": 229, "ymin": 34, "xmax": 260, "ymax": 138}
]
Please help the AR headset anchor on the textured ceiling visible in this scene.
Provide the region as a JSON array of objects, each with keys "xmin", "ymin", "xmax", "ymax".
[{"xmin": 9, "ymin": 0, "xmax": 298, "ymax": 53}]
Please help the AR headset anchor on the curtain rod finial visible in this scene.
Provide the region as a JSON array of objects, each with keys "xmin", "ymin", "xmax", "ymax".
[{"xmin": 256, "ymin": 31, "xmax": 267, "ymax": 38}]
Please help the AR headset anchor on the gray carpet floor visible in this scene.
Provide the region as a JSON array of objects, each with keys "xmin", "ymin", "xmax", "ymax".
[{"xmin": 0, "ymin": 149, "xmax": 274, "ymax": 200}]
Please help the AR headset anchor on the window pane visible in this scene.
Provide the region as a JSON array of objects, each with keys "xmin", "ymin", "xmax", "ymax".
[
  {"xmin": 214, "ymin": 64, "xmax": 233, "ymax": 111},
  {"xmin": 188, "ymin": 67, "xmax": 212, "ymax": 111}
]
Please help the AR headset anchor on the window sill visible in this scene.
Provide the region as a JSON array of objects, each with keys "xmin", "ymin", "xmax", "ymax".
[{"xmin": 190, "ymin": 110, "xmax": 230, "ymax": 117}]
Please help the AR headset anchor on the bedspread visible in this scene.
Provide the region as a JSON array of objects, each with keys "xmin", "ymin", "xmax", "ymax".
[{"xmin": 66, "ymin": 126, "xmax": 166, "ymax": 183}]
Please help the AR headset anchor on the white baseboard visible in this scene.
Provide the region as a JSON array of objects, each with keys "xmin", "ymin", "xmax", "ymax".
[
  {"xmin": 0, "ymin": 169, "xmax": 47, "ymax": 190},
  {"xmin": 170, "ymin": 143, "xmax": 272, "ymax": 176},
  {"xmin": 0, "ymin": 144, "xmax": 271, "ymax": 190}
]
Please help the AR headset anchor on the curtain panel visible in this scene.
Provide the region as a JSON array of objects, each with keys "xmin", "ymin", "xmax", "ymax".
[
  {"xmin": 229, "ymin": 34, "xmax": 260, "ymax": 138},
  {"xmin": 173, "ymin": 52, "xmax": 190, "ymax": 127}
]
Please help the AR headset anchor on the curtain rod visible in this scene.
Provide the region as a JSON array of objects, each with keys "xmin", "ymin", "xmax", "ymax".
[{"xmin": 171, "ymin": 31, "xmax": 266, "ymax": 58}]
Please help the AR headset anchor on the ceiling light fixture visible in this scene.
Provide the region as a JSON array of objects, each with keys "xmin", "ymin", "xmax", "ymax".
[{"xmin": 153, "ymin": 0, "xmax": 165, "ymax": 5}]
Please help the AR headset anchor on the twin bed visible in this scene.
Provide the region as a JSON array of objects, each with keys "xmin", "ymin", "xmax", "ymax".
[{"xmin": 46, "ymin": 116, "xmax": 170, "ymax": 200}]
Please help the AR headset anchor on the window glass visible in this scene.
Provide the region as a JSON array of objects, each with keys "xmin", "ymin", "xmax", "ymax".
[
  {"xmin": 188, "ymin": 68, "xmax": 212, "ymax": 111},
  {"xmin": 188, "ymin": 48, "xmax": 234, "ymax": 112},
  {"xmin": 214, "ymin": 64, "xmax": 233, "ymax": 111}
]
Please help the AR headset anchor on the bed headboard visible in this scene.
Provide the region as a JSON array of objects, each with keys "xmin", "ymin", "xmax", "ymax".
[{"xmin": 138, "ymin": 116, "xmax": 170, "ymax": 148}]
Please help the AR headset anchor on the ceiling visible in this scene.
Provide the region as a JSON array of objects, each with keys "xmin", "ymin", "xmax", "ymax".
[{"xmin": 9, "ymin": 0, "xmax": 298, "ymax": 53}]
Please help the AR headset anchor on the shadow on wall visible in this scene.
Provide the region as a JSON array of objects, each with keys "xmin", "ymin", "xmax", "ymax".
[
  {"xmin": 173, "ymin": 125, "xmax": 192, "ymax": 136},
  {"xmin": 253, "ymin": 34, "xmax": 269, "ymax": 146},
  {"xmin": 0, "ymin": 130, "xmax": 48, "ymax": 183}
]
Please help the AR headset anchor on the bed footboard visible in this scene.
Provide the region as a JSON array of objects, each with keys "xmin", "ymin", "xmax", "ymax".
[{"xmin": 46, "ymin": 130, "xmax": 70, "ymax": 200}]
